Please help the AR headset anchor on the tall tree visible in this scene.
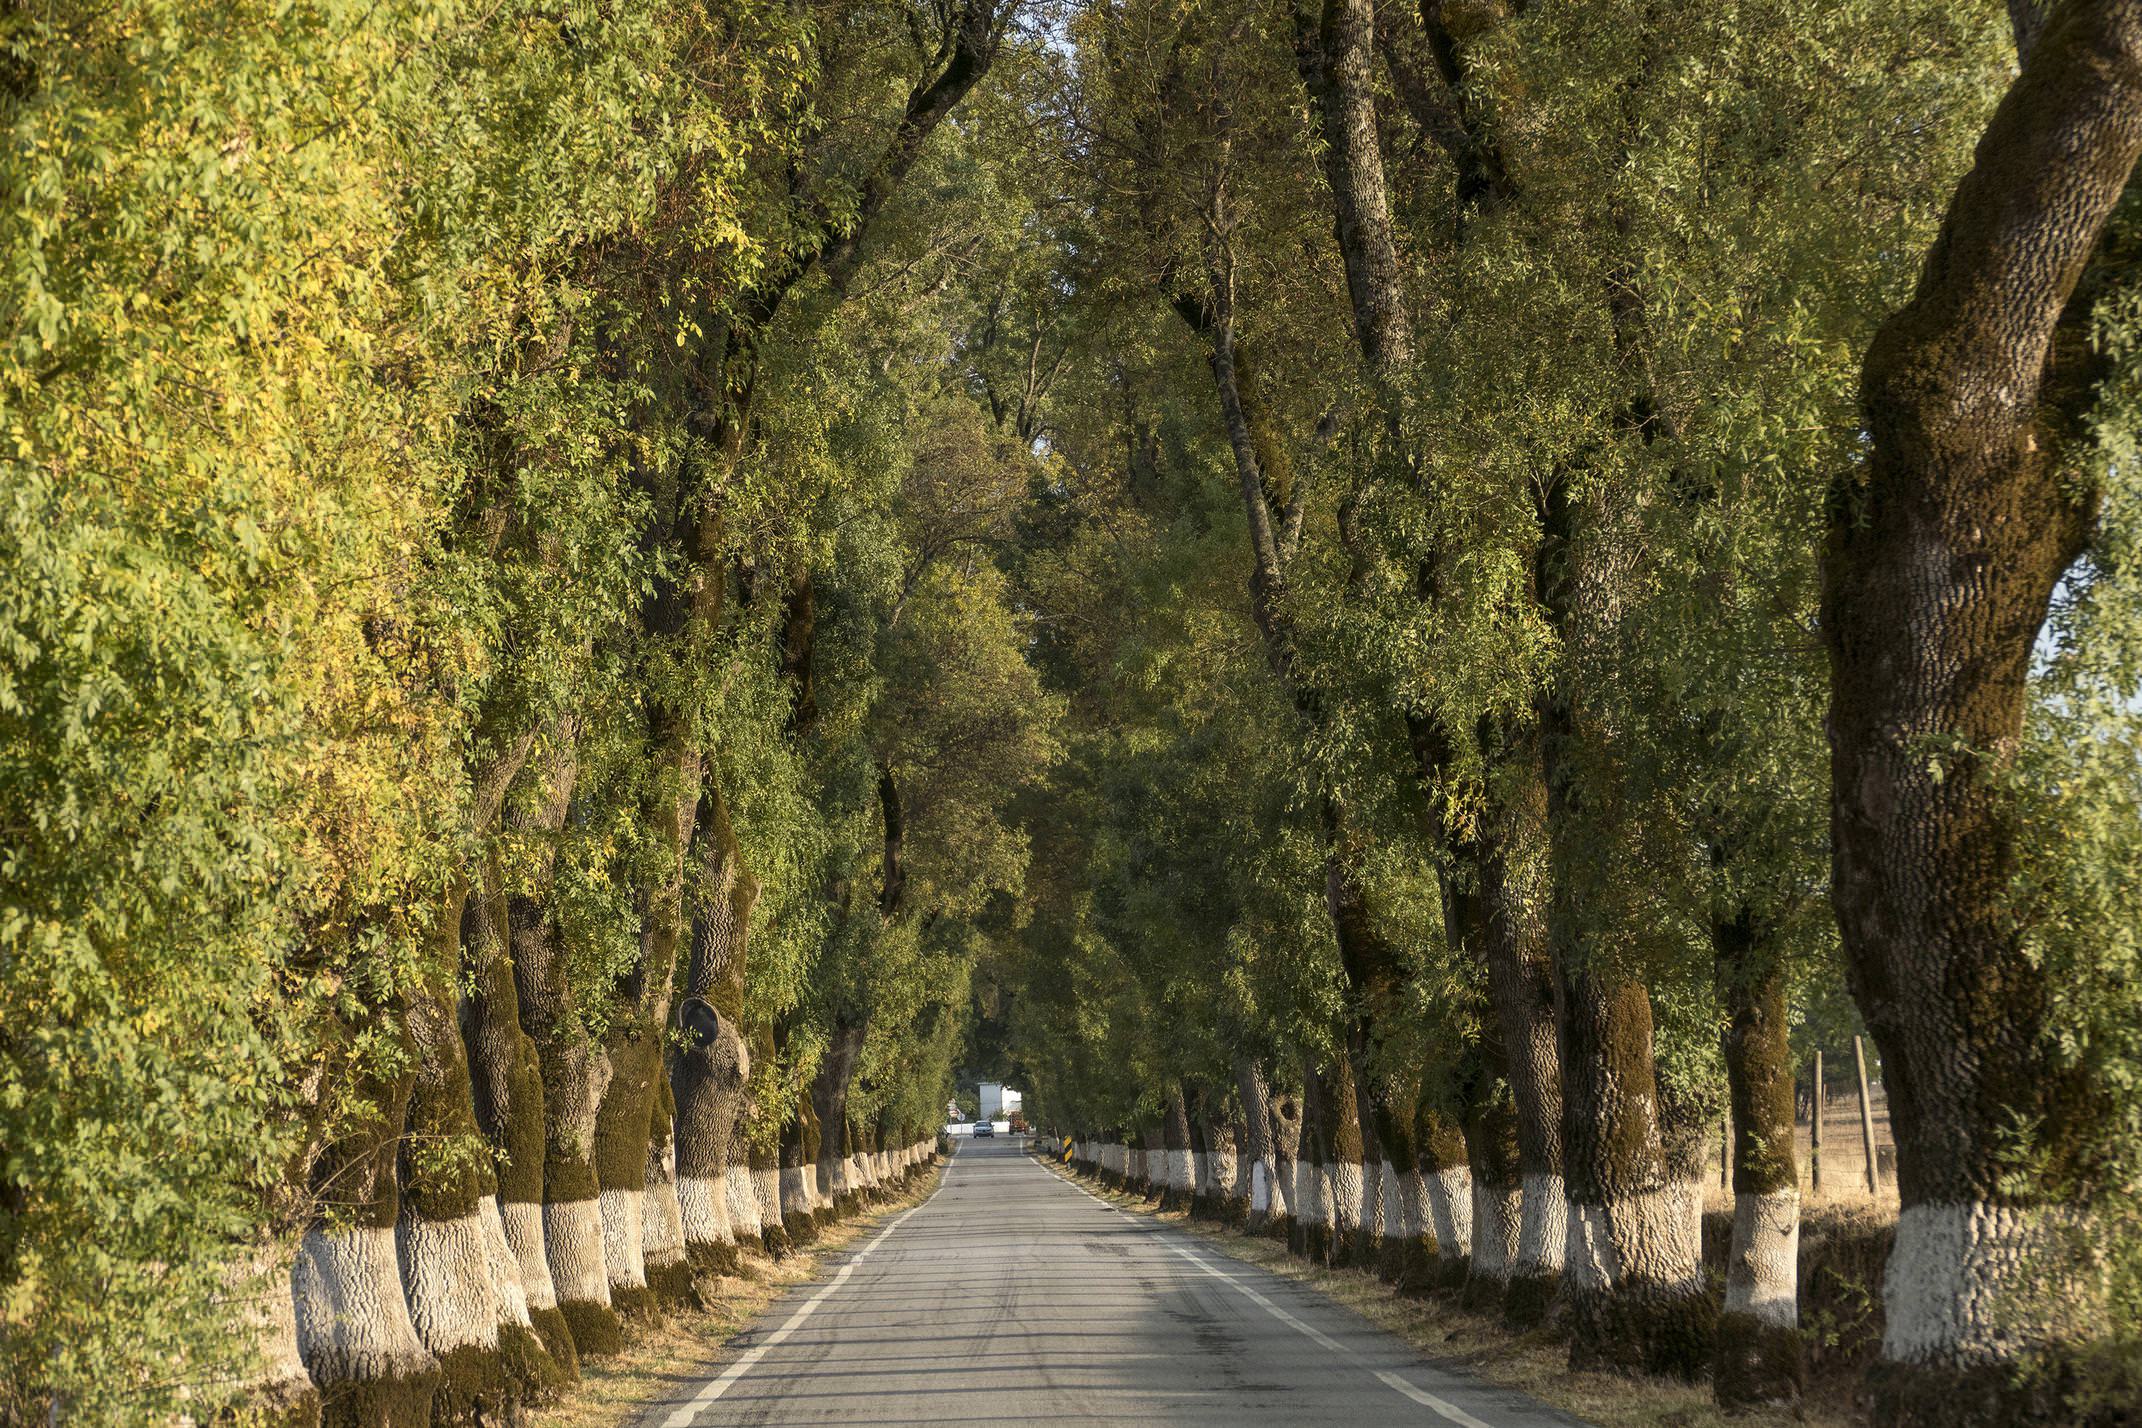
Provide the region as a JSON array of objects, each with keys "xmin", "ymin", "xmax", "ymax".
[{"xmin": 1825, "ymin": 1, "xmax": 2142, "ymax": 1417}]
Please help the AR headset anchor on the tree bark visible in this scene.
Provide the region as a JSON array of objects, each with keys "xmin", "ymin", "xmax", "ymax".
[
  {"xmin": 643, "ymin": 1073, "xmax": 693, "ymax": 1304},
  {"xmin": 671, "ymin": 772, "xmax": 759, "ymax": 1277},
  {"xmin": 464, "ymin": 850, "xmax": 577, "ymax": 1380},
  {"xmin": 1269, "ymin": 1081, "xmax": 1303, "ymax": 1241},
  {"xmin": 508, "ymin": 730, "xmax": 621, "ymax": 1357},
  {"xmin": 1827, "ymin": 3, "xmax": 2142, "ymax": 1415},
  {"xmin": 1536, "ymin": 457, "xmax": 1711, "ymax": 1377},
  {"xmin": 1161, "ymin": 1086, "xmax": 1195, "ymax": 1211},
  {"xmin": 1291, "ymin": 0, "xmax": 1413, "ymax": 374},
  {"xmin": 400, "ymin": 972, "xmax": 537, "ymax": 1425},
  {"xmin": 1415, "ymin": 1099, "xmax": 1473, "ymax": 1290},
  {"xmin": 231, "ymin": 1231, "xmax": 319, "ymax": 1426},
  {"xmin": 778, "ymin": 1086, "xmax": 819, "ymax": 1245},
  {"xmin": 742, "ymin": 1024, "xmax": 789, "ymax": 1258},
  {"xmin": 1456, "ymin": 1041, "xmax": 1523, "ymax": 1312},
  {"xmin": 1233, "ymin": 1059, "xmax": 1281, "ymax": 1231},
  {"xmin": 293, "ymin": 1029, "xmax": 439, "ymax": 1428},
  {"xmin": 1477, "ymin": 720, "xmax": 1566, "ymax": 1326},
  {"xmin": 1712, "ymin": 904, "xmax": 1803, "ymax": 1409},
  {"xmin": 811, "ymin": 1021, "xmax": 869, "ymax": 1219}
]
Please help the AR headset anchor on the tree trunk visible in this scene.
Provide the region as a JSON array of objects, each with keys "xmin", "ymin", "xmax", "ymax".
[
  {"xmin": 400, "ymin": 976, "xmax": 526, "ymax": 1424},
  {"xmin": 464, "ymin": 852, "xmax": 577, "ymax": 1380},
  {"xmin": 293, "ymin": 1033, "xmax": 439, "ymax": 1428},
  {"xmin": 1338, "ymin": 1035, "xmax": 1386, "ymax": 1272},
  {"xmin": 671, "ymin": 774, "xmax": 758, "ymax": 1277},
  {"xmin": 643, "ymin": 1075, "xmax": 693, "ymax": 1304},
  {"xmin": 402, "ymin": 739, "xmax": 561, "ymax": 1420},
  {"xmin": 1535, "ymin": 458, "xmax": 1710, "ymax": 1377},
  {"xmin": 1415, "ymin": 1101, "xmax": 1473, "ymax": 1291},
  {"xmin": 749, "ymin": 1028, "xmax": 789, "ymax": 1258},
  {"xmin": 811, "ymin": 1022, "xmax": 869, "ymax": 1219},
  {"xmin": 508, "ymin": 731, "xmax": 620, "ymax": 1358},
  {"xmin": 1289, "ymin": 1075, "xmax": 1324, "ymax": 1262},
  {"xmin": 1826, "ymin": 3, "xmax": 2142, "ymax": 1418},
  {"xmin": 1479, "ymin": 722, "xmax": 1566, "ymax": 1326},
  {"xmin": 1456, "ymin": 1045, "xmax": 1523, "ymax": 1312},
  {"xmin": 1268, "ymin": 1081, "xmax": 1303, "ymax": 1241},
  {"xmin": 1233, "ymin": 1060, "xmax": 1279, "ymax": 1231},
  {"xmin": 1713, "ymin": 905, "xmax": 1803, "ymax": 1410},
  {"xmin": 1555, "ymin": 963, "xmax": 1711, "ymax": 1378},
  {"xmin": 597, "ymin": 716, "xmax": 695, "ymax": 1318},
  {"xmin": 1161, "ymin": 1086, "xmax": 1194, "ymax": 1211},
  {"xmin": 778, "ymin": 1089, "xmax": 819, "ymax": 1245},
  {"xmin": 1291, "ymin": 0, "xmax": 1412, "ymax": 375},
  {"xmin": 231, "ymin": 1231, "xmax": 320, "ymax": 1426}
]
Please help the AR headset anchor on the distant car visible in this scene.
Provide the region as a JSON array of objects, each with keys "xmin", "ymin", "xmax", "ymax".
[{"xmin": 972, "ymin": 1119, "xmax": 995, "ymax": 1137}]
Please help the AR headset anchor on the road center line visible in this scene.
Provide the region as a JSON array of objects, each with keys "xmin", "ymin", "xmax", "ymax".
[
  {"xmin": 1041, "ymin": 1157, "xmax": 1497, "ymax": 1428},
  {"xmin": 658, "ymin": 1172, "xmax": 948, "ymax": 1428}
]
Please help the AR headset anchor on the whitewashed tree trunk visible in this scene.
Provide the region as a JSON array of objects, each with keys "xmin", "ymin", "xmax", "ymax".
[
  {"xmin": 231, "ymin": 1233, "xmax": 319, "ymax": 1423},
  {"xmin": 294, "ymin": 1224, "xmax": 439, "ymax": 1427}
]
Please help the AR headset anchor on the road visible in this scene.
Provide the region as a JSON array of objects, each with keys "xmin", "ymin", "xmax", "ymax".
[{"xmin": 641, "ymin": 1137, "xmax": 1588, "ymax": 1427}]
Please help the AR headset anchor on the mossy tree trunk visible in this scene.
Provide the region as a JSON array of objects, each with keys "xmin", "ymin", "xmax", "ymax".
[
  {"xmin": 1825, "ymin": 5, "xmax": 2142, "ymax": 1418},
  {"xmin": 1456, "ymin": 1041, "xmax": 1523, "ymax": 1311},
  {"xmin": 1477, "ymin": 722, "xmax": 1565, "ymax": 1327},
  {"xmin": 1712, "ymin": 902, "xmax": 1803, "ymax": 1410},
  {"xmin": 643, "ymin": 1074, "xmax": 693, "ymax": 1305},
  {"xmin": 292, "ymin": 1025, "xmax": 439, "ymax": 1428},
  {"xmin": 670, "ymin": 772, "xmax": 758, "ymax": 1279},
  {"xmin": 1414, "ymin": 1101, "xmax": 1472, "ymax": 1292},
  {"xmin": 509, "ymin": 730, "xmax": 621, "ymax": 1358},
  {"xmin": 1537, "ymin": 462, "xmax": 1710, "ymax": 1378},
  {"xmin": 464, "ymin": 849, "xmax": 577, "ymax": 1380},
  {"xmin": 811, "ymin": 1021, "xmax": 868, "ymax": 1218},
  {"xmin": 403, "ymin": 734, "xmax": 568, "ymax": 1422}
]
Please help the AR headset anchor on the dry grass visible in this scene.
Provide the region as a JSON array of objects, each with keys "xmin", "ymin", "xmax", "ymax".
[
  {"xmin": 527, "ymin": 1169, "xmax": 943, "ymax": 1428},
  {"xmin": 1049, "ymin": 1162, "xmax": 1864, "ymax": 1428}
]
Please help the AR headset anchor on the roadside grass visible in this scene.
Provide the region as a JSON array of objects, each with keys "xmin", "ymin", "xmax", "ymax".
[
  {"xmin": 528, "ymin": 1167, "xmax": 943, "ymax": 1428},
  {"xmin": 1043, "ymin": 1159, "xmax": 1859, "ymax": 1428}
]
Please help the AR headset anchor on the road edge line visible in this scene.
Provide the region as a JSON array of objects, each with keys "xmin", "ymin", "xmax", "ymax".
[
  {"xmin": 655, "ymin": 1165, "xmax": 951, "ymax": 1427},
  {"xmin": 1038, "ymin": 1156, "xmax": 1500, "ymax": 1428}
]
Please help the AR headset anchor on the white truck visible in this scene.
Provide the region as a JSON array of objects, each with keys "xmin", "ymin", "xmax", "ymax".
[{"xmin": 978, "ymin": 1082, "xmax": 1022, "ymax": 1122}]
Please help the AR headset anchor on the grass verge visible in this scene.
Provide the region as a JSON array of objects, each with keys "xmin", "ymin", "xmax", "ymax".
[
  {"xmin": 1043, "ymin": 1158, "xmax": 1858, "ymax": 1428},
  {"xmin": 528, "ymin": 1167, "xmax": 943, "ymax": 1428}
]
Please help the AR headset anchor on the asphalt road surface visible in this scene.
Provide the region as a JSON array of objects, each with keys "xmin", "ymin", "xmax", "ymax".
[{"xmin": 641, "ymin": 1137, "xmax": 1590, "ymax": 1427}]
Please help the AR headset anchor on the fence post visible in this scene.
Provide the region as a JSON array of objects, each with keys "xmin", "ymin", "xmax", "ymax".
[
  {"xmin": 1854, "ymin": 1034, "xmax": 1880, "ymax": 1195},
  {"xmin": 1810, "ymin": 1050, "xmax": 1823, "ymax": 1197}
]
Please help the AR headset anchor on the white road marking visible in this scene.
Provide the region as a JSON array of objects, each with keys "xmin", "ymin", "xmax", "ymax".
[
  {"xmin": 658, "ymin": 1175, "xmax": 946, "ymax": 1427},
  {"xmin": 1043, "ymin": 1158, "xmax": 1498, "ymax": 1428}
]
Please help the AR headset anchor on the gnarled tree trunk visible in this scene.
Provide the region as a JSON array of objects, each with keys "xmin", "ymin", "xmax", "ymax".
[
  {"xmin": 1826, "ymin": 4, "xmax": 2142, "ymax": 1417},
  {"xmin": 401, "ymin": 977, "xmax": 533, "ymax": 1424}
]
